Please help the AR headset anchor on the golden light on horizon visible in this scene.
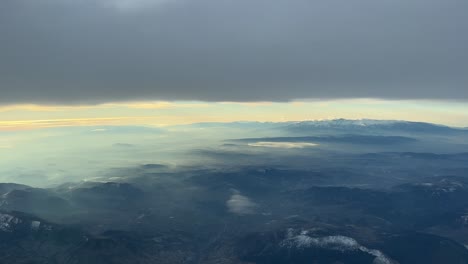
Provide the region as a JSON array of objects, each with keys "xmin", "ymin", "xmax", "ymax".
[{"xmin": 1, "ymin": 100, "xmax": 468, "ymax": 131}]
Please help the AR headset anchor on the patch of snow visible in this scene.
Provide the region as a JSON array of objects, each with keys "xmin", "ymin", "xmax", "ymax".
[
  {"xmin": 420, "ymin": 183, "xmax": 434, "ymax": 187},
  {"xmin": 31, "ymin": 221, "xmax": 41, "ymax": 230},
  {"xmin": 280, "ymin": 229, "xmax": 396, "ymax": 264},
  {"xmin": 0, "ymin": 213, "xmax": 21, "ymax": 232},
  {"xmin": 460, "ymin": 215, "xmax": 468, "ymax": 225}
]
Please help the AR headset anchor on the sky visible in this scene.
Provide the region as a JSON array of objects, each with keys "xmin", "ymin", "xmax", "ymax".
[
  {"xmin": 1, "ymin": 100, "xmax": 468, "ymax": 131},
  {"xmin": 1, "ymin": 0, "xmax": 467, "ymax": 129}
]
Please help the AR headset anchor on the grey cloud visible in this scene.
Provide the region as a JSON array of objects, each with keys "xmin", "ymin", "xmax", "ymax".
[
  {"xmin": 1, "ymin": 0, "xmax": 467, "ymax": 104},
  {"xmin": 100, "ymin": 0, "xmax": 176, "ymax": 11}
]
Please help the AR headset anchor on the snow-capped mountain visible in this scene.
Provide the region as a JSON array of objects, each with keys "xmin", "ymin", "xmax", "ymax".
[{"xmin": 283, "ymin": 119, "xmax": 462, "ymax": 135}]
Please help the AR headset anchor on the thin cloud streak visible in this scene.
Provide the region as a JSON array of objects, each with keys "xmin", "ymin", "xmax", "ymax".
[
  {"xmin": 0, "ymin": 102, "xmax": 208, "ymax": 112},
  {"xmin": 0, "ymin": 117, "xmax": 156, "ymax": 131}
]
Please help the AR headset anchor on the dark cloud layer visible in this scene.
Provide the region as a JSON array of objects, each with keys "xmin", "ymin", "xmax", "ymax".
[{"xmin": 1, "ymin": 0, "xmax": 467, "ymax": 104}]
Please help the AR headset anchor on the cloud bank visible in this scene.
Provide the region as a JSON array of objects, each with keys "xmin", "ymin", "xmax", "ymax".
[{"xmin": 1, "ymin": 0, "xmax": 467, "ymax": 104}]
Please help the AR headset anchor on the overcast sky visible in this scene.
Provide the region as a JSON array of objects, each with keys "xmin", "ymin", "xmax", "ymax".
[{"xmin": 1, "ymin": 0, "xmax": 467, "ymax": 105}]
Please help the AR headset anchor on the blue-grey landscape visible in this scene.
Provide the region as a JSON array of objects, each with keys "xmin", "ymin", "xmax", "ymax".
[{"xmin": 2, "ymin": 120, "xmax": 468, "ymax": 263}]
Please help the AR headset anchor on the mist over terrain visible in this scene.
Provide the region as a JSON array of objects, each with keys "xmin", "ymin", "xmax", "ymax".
[
  {"xmin": 2, "ymin": 119, "xmax": 468, "ymax": 263},
  {"xmin": 2, "ymin": 119, "xmax": 468, "ymax": 186}
]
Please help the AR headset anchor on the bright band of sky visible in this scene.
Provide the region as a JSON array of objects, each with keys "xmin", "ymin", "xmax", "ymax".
[{"xmin": 1, "ymin": 99, "xmax": 468, "ymax": 131}]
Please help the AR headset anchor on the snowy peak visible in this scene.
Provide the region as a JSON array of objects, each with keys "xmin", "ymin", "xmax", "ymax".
[
  {"xmin": 0, "ymin": 213, "xmax": 21, "ymax": 232},
  {"xmin": 285, "ymin": 119, "xmax": 459, "ymax": 134},
  {"xmin": 0, "ymin": 211, "xmax": 51, "ymax": 233}
]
